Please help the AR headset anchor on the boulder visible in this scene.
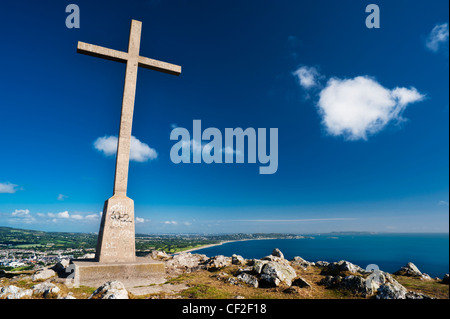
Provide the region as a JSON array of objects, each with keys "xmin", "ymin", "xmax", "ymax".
[
  {"xmin": 291, "ymin": 256, "xmax": 315, "ymax": 270},
  {"xmin": 0, "ymin": 285, "xmax": 33, "ymax": 299},
  {"xmin": 236, "ymin": 273, "xmax": 259, "ymax": 288},
  {"xmin": 32, "ymin": 268, "xmax": 57, "ymax": 281},
  {"xmin": 315, "ymin": 261, "xmax": 330, "ymax": 268},
  {"xmin": 376, "ymin": 283, "xmax": 408, "ymax": 299},
  {"xmin": 272, "ymin": 248, "xmax": 284, "ymax": 259},
  {"xmin": 232, "ymin": 254, "xmax": 245, "ymax": 265},
  {"xmin": 151, "ymin": 250, "xmax": 170, "ymax": 260},
  {"xmin": 292, "ymin": 277, "xmax": 312, "ymax": 288},
  {"xmin": 205, "ymin": 255, "xmax": 232, "ymax": 270},
  {"xmin": 260, "ymin": 261, "xmax": 296, "ymax": 287},
  {"xmin": 166, "ymin": 253, "xmax": 208, "ymax": 272},
  {"xmin": 252, "ymin": 259, "xmax": 269, "ymax": 274},
  {"xmin": 324, "ymin": 260, "xmax": 365, "ymax": 275},
  {"xmin": 405, "ymin": 291, "xmax": 433, "ymax": 299},
  {"xmin": 394, "ymin": 262, "xmax": 422, "ymax": 277},
  {"xmin": 32, "ymin": 283, "xmax": 60, "ymax": 298},
  {"xmin": 89, "ymin": 281, "xmax": 129, "ymax": 299}
]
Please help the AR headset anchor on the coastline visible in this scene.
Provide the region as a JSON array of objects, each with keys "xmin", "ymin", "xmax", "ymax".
[{"xmin": 176, "ymin": 238, "xmax": 276, "ymax": 255}]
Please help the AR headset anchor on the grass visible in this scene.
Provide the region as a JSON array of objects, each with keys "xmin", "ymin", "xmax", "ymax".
[{"xmin": 394, "ymin": 275, "xmax": 449, "ymax": 299}]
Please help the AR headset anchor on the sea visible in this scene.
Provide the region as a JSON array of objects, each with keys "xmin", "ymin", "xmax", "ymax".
[{"xmin": 191, "ymin": 233, "xmax": 449, "ymax": 278}]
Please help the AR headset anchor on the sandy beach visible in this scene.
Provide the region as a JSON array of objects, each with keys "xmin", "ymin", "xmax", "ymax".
[{"xmin": 176, "ymin": 238, "xmax": 276, "ymax": 255}]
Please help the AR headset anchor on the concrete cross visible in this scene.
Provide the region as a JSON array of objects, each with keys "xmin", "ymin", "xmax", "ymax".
[
  {"xmin": 78, "ymin": 19, "xmax": 181, "ymax": 196},
  {"xmin": 77, "ymin": 20, "xmax": 181, "ymax": 263}
]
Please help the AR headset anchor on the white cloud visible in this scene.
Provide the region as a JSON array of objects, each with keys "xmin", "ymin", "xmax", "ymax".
[
  {"xmin": 135, "ymin": 217, "xmax": 145, "ymax": 223},
  {"xmin": 10, "ymin": 209, "xmax": 35, "ymax": 224},
  {"xmin": 426, "ymin": 23, "xmax": 449, "ymax": 52},
  {"xmin": 57, "ymin": 194, "xmax": 68, "ymax": 201},
  {"xmin": 293, "ymin": 66, "xmax": 321, "ymax": 90},
  {"xmin": 0, "ymin": 182, "xmax": 19, "ymax": 194},
  {"xmin": 317, "ymin": 76, "xmax": 424, "ymax": 140},
  {"xmin": 12, "ymin": 209, "xmax": 30, "ymax": 217},
  {"xmin": 94, "ymin": 135, "xmax": 158, "ymax": 162},
  {"xmin": 163, "ymin": 220, "xmax": 178, "ymax": 225}
]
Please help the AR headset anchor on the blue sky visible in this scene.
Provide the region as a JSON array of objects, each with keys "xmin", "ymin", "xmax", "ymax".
[{"xmin": 0, "ymin": 0, "xmax": 448, "ymax": 234}]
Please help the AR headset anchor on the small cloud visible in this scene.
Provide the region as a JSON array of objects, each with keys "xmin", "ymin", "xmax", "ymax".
[
  {"xmin": 438, "ymin": 200, "xmax": 449, "ymax": 207},
  {"xmin": 317, "ymin": 76, "xmax": 424, "ymax": 140},
  {"xmin": 0, "ymin": 182, "xmax": 19, "ymax": 194},
  {"xmin": 12, "ymin": 209, "xmax": 30, "ymax": 217},
  {"xmin": 71, "ymin": 214, "xmax": 84, "ymax": 220},
  {"xmin": 293, "ymin": 66, "xmax": 322, "ymax": 90},
  {"xmin": 426, "ymin": 23, "xmax": 449, "ymax": 53},
  {"xmin": 94, "ymin": 135, "xmax": 158, "ymax": 162},
  {"xmin": 163, "ymin": 220, "xmax": 178, "ymax": 225},
  {"xmin": 57, "ymin": 194, "xmax": 68, "ymax": 201},
  {"xmin": 10, "ymin": 209, "xmax": 35, "ymax": 224},
  {"xmin": 136, "ymin": 217, "xmax": 146, "ymax": 223}
]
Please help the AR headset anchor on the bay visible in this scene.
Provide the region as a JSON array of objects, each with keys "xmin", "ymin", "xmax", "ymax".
[{"xmin": 192, "ymin": 233, "xmax": 449, "ymax": 278}]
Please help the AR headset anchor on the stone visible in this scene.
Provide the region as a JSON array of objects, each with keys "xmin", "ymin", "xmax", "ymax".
[
  {"xmin": 252, "ymin": 259, "xmax": 269, "ymax": 274},
  {"xmin": 77, "ymin": 20, "xmax": 181, "ymax": 263},
  {"xmin": 32, "ymin": 283, "xmax": 60, "ymax": 298},
  {"xmin": 0, "ymin": 285, "xmax": 33, "ymax": 299},
  {"xmin": 166, "ymin": 253, "xmax": 208, "ymax": 272},
  {"xmin": 406, "ymin": 291, "xmax": 433, "ymax": 299},
  {"xmin": 324, "ymin": 260, "xmax": 365, "ymax": 275},
  {"xmin": 291, "ymin": 256, "xmax": 315, "ymax": 270},
  {"xmin": 206, "ymin": 255, "xmax": 232, "ymax": 270},
  {"xmin": 272, "ymin": 248, "xmax": 284, "ymax": 259},
  {"xmin": 31, "ymin": 268, "xmax": 56, "ymax": 281},
  {"xmin": 441, "ymin": 274, "xmax": 449, "ymax": 284},
  {"xmin": 292, "ymin": 277, "xmax": 312, "ymax": 288},
  {"xmin": 232, "ymin": 254, "xmax": 245, "ymax": 265},
  {"xmin": 89, "ymin": 280, "xmax": 129, "ymax": 299},
  {"xmin": 376, "ymin": 283, "xmax": 408, "ymax": 299},
  {"xmin": 260, "ymin": 261, "xmax": 296, "ymax": 287},
  {"xmin": 151, "ymin": 250, "xmax": 170, "ymax": 260},
  {"xmin": 315, "ymin": 261, "xmax": 330, "ymax": 267},
  {"xmin": 236, "ymin": 273, "xmax": 259, "ymax": 288},
  {"xmin": 394, "ymin": 262, "xmax": 422, "ymax": 277}
]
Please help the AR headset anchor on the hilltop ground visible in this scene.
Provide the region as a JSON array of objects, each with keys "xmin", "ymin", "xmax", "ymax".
[{"xmin": 1, "ymin": 249, "xmax": 448, "ymax": 300}]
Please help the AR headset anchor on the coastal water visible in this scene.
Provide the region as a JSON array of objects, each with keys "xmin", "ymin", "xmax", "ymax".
[{"xmin": 192, "ymin": 233, "xmax": 449, "ymax": 278}]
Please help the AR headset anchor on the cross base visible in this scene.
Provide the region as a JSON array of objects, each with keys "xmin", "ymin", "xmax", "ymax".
[
  {"xmin": 96, "ymin": 195, "xmax": 136, "ymax": 263},
  {"xmin": 71, "ymin": 258, "xmax": 166, "ymax": 291}
]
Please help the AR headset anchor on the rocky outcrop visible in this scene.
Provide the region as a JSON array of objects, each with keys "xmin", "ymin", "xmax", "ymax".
[
  {"xmin": 260, "ymin": 261, "xmax": 297, "ymax": 287},
  {"xmin": 442, "ymin": 274, "xmax": 449, "ymax": 284},
  {"xmin": 394, "ymin": 262, "xmax": 422, "ymax": 277},
  {"xmin": 31, "ymin": 268, "xmax": 56, "ymax": 281},
  {"xmin": 32, "ymin": 283, "xmax": 60, "ymax": 298},
  {"xmin": 272, "ymin": 248, "xmax": 284, "ymax": 259},
  {"xmin": 232, "ymin": 254, "xmax": 245, "ymax": 266},
  {"xmin": 322, "ymin": 260, "xmax": 365, "ymax": 275},
  {"xmin": 376, "ymin": 282, "xmax": 408, "ymax": 299},
  {"xmin": 291, "ymin": 256, "xmax": 315, "ymax": 270},
  {"xmin": 89, "ymin": 281, "xmax": 129, "ymax": 299},
  {"xmin": 236, "ymin": 273, "xmax": 259, "ymax": 288},
  {"xmin": 205, "ymin": 255, "xmax": 233, "ymax": 270},
  {"xmin": 151, "ymin": 250, "xmax": 170, "ymax": 260},
  {"xmin": 166, "ymin": 252, "xmax": 208, "ymax": 272},
  {"xmin": 0, "ymin": 285, "xmax": 33, "ymax": 299}
]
